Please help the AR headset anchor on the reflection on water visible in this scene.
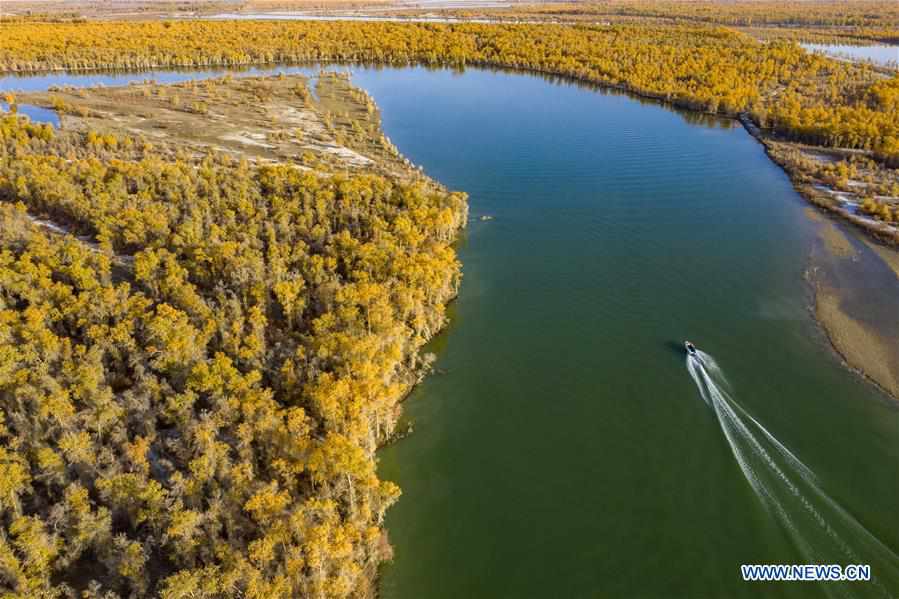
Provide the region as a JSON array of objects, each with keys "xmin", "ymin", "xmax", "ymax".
[
  {"xmin": 202, "ymin": 12, "xmax": 513, "ymax": 23},
  {"xmin": 0, "ymin": 102, "xmax": 59, "ymax": 127},
  {"xmin": 0, "ymin": 64, "xmax": 328, "ymax": 93},
  {"xmin": 355, "ymin": 67, "xmax": 899, "ymax": 599},
  {"xmin": 0, "ymin": 62, "xmax": 737, "ymax": 136}
]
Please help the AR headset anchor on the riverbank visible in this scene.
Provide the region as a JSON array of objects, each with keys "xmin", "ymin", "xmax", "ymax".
[
  {"xmin": 763, "ymin": 141, "xmax": 899, "ymax": 245},
  {"xmin": 6, "ymin": 25, "xmax": 898, "ymax": 420},
  {"xmin": 0, "ymin": 72, "xmax": 467, "ymax": 597},
  {"xmin": 1, "ymin": 21, "xmax": 895, "ymax": 162},
  {"xmin": 815, "ymin": 286, "xmax": 899, "ymax": 399},
  {"xmin": 16, "ymin": 63, "xmax": 899, "ymax": 407},
  {"xmin": 733, "ymin": 115, "xmax": 899, "ymax": 402},
  {"xmin": 4, "ymin": 56, "xmax": 899, "ymax": 598},
  {"xmin": 355, "ymin": 64, "xmax": 899, "ymax": 599},
  {"xmin": 14, "ymin": 70, "xmax": 430, "ymax": 181},
  {"xmin": 798, "ymin": 209, "xmax": 899, "ymax": 399}
]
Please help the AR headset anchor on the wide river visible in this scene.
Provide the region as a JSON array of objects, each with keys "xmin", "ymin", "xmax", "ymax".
[{"xmin": 3, "ymin": 65, "xmax": 899, "ymax": 598}]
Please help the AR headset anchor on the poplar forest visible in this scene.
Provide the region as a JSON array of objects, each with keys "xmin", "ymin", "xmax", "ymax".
[
  {"xmin": 1, "ymin": 10, "xmax": 899, "ymax": 599},
  {"xmin": 0, "ymin": 78, "xmax": 466, "ymax": 597}
]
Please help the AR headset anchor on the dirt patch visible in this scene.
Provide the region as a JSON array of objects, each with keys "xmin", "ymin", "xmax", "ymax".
[
  {"xmin": 19, "ymin": 71, "xmax": 427, "ymax": 182},
  {"xmin": 220, "ymin": 131, "xmax": 276, "ymax": 148},
  {"xmin": 816, "ymin": 288, "xmax": 899, "ymax": 398},
  {"xmin": 803, "ymin": 206, "xmax": 825, "ymax": 223},
  {"xmin": 763, "ymin": 139, "xmax": 899, "ymax": 246}
]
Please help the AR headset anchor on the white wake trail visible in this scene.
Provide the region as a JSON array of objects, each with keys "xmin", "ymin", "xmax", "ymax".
[{"xmin": 687, "ymin": 350, "xmax": 899, "ymax": 599}]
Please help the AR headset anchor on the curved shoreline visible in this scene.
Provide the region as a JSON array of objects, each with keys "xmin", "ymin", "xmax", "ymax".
[
  {"xmin": 7, "ymin": 55, "xmax": 897, "ymax": 405},
  {"xmin": 7, "ymin": 52, "xmax": 896, "ymax": 397},
  {"xmin": 3, "ymin": 50, "xmax": 896, "ymax": 596},
  {"xmin": 813, "ymin": 288, "xmax": 899, "ymax": 402},
  {"xmin": 734, "ymin": 114, "xmax": 899, "ymax": 402},
  {"xmin": 0, "ymin": 70, "xmax": 468, "ymax": 597}
]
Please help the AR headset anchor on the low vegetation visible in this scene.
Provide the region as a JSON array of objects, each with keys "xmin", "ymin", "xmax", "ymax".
[
  {"xmin": 762, "ymin": 141, "xmax": 899, "ymax": 242},
  {"xmin": 15, "ymin": 72, "xmax": 412, "ymax": 177},
  {"xmin": 435, "ymin": 1, "xmax": 899, "ymax": 39}
]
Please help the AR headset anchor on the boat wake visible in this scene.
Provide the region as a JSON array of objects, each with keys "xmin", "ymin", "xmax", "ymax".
[{"xmin": 687, "ymin": 350, "xmax": 899, "ymax": 598}]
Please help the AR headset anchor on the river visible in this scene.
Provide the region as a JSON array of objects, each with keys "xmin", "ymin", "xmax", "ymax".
[
  {"xmin": 2, "ymin": 65, "xmax": 898, "ymax": 599},
  {"xmin": 801, "ymin": 43, "xmax": 899, "ymax": 69}
]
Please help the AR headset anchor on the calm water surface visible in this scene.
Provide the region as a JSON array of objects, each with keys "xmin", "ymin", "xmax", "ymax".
[
  {"xmin": 2, "ymin": 65, "xmax": 898, "ymax": 599},
  {"xmin": 0, "ymin": 102, "xmax": 59, "ymax": 127},
  {"xmin": 0, "ymin": 64, "xmax": 322, "ymax": 93},
  {"xmin": 802, "ymin": 43, "xmax": 899, "ymax": 68},
  {"xmin": 349, "ymin": 67, "xmax": 899, "ymax": 599}
]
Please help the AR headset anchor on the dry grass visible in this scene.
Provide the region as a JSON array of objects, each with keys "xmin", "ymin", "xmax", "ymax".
[
  {"xmin": 0, "ymin": 0, "xmax": 393, "ymax": 19},
  {"xmin": 20, "ymin": 71, "xmax": 423, "ymax": 179},
  {"xmin": 244, "ymin": 0, "xmax": 392, "ymax": 9}
]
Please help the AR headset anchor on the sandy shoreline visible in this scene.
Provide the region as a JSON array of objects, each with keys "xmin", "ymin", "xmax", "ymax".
[
  {"xmin": 808, "ymin": 220, "xmax": 899, "ymax": 402},
  {"xmin": 814, "ymin": 287, "xmax": 899, "ymax": 400},
  {"xmin": 733, "ymin": 117, "xmax": 899, "ymax": 402}
]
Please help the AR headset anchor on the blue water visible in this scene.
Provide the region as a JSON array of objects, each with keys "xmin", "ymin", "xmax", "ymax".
[
  {"xmin": 0, "ymin": 102, "xmax": 60, "ymax": 127},
  {"xmin": 348, "ymin": 66, "xmax": 899, "ymax": 599},
  {"xmin": 0, "ymin": 64, "xmax": 323, "ymax": 93}
]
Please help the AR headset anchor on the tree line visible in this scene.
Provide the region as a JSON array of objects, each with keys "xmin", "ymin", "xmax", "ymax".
[
  {"xmin": 514, "ymin": 0, "xmax": 899, "ymax": 28},
  {"xmin": 1, "ymin": 21, "xmax": 898, "ymax": 163},
  {"xmin": 0, "ymin": 112, "xmax": 466, "ymax": 598}
]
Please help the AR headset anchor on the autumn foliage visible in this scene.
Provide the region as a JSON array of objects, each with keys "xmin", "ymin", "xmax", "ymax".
[
  {"xmin": 0, "ymin": 20, "xmax": 897, "ymax": 163},
  {"xmin": 0, "ymin": 114, "xmax": 466, "ymax": 597},
  {"xmin": 1, "ymin": 16, "xmax": 898, "ymax": 597}
]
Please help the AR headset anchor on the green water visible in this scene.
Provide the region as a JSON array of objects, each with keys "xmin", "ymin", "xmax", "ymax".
[
  {"xmin": 345, "ymin": 67, "xmax": 899, "ymax": 599},
  {"xmin": 3, "ymin": 64, "xmax": 898, "ymax": 599}
]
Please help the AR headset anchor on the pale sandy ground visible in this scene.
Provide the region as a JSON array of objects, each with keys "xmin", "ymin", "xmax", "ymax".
[
  {"xmin": 19, "ymin": 72, "xmax": 412, "ymax": 175},
  {"xmin": 810, "ymin": 214, "xmax": 899, "ymax": 400},
  {"xmin": 816, "ymin": 289, "xmax": 899, "ymax": 398},
  {"xmin": 0, "ymin": 0, "xmax": 530, "ymax": 20}
]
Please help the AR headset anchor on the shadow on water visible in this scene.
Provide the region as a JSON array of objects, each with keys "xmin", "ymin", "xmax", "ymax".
[{"xmin": 664, "ymin": 339, "xmax": 686, "ymax": 357}]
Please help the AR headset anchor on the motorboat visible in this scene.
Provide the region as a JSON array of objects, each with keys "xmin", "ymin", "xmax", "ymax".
[{"xmin": 685, "ymin": 340, "xmax": 698, "ymax": 356}]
